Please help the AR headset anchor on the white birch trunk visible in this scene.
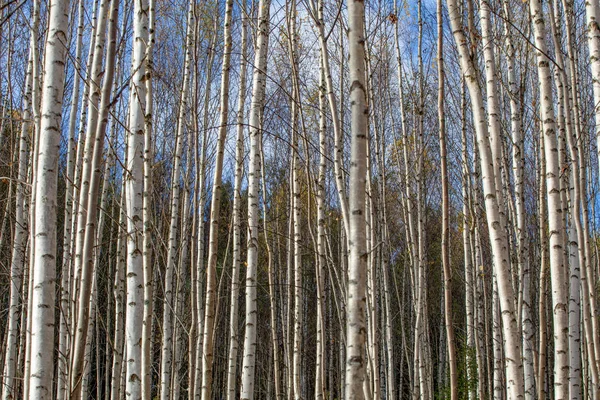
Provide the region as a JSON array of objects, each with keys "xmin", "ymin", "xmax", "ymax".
[
  {"xmin": 345, "ymin": 1, "xmax": 369, "ymax": 398},
  {"xmin": 312, "ymin": 3, "xmax": 349, "ymax": 234},
  {"xmin": 529, "ymin": 1, "xmax": 569, "ymax": 397},
  {"xmin": 240, "ymin": 0, "xmax": 271, "ymax": 397},
  {"xmin": 226, "ymin": 6, "xmax": 247, "ymax": 400},
  {"xmin": 56, "ymin": 0, "xmax": 85, "ymax": 394},
  {"xmin": 124, "ymin": 0, "xmax": 149, "ymax": 395},
  {"xmin": 70, "ymin": 0, "xmax": 109, "ymax": 335},
  {"xmin": 141, "ymin": 0, "xmax": 155, "ymax": 396},
  {"xmin": 199, "ymin": 0, "xmax": 234, "ymax": 397},
  {"xmin": 1, "ymin": 44, "xmax": 32, "ymax": 400},
  {"xmin": 315, "ymin": 47, "xmax": 327, "ymax": 400},
  {"xmin": 445, "ymin": 0, "xmax": 525, "ymax": 397},
  {"xmin": 71, "ymin": 0, "xmax": 119, "ymax": 393},
  {"xmin": 28, "ymin": 0, "xmax": 70, "ymax": 396},
  {"xmin": 111, "ymin": 188, "xmax": 127, "ymax": 400},
  {"xmin": 160, "ymin": 3, "xmax": 194, "ymax": 397}
]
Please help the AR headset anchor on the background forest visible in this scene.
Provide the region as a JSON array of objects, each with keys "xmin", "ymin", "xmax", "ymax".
[{"xmin": 1, "ymin": 0, "xmax": 599, "ymax": 399}]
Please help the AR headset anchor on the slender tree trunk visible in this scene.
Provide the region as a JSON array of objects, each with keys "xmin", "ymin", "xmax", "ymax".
[
  {"xmin": 315, "ymin": 47, "xmax": 327, "ymax": 400},
  {"xmin": 1, "ymin": 43, "xmax": 32, "ymax": 400},
  {"xmin": 260, "ymin": 139, "xmax": 283, "ymax": 400},
  {"xmin": 111, "ymin": 187, "xmax": 127, "ymax": 400},
  {"xmin": 56, "ymin": 0, "xmax": 85, "ymax": 394},
  {"xmin": 437, "ymin": 1, "xmax": 457, "ymax": 396},
  {"xmin": 160, "ymin": 2, "xmax": 194, "ymax": 397},
  {"xmin": 124, "ymin": 0, "xmax": 149, "ymax": 395},
  {"xmin": 345, "ymin": 1, "xmax": 368, "ymax": 398},
  {"xmin": 141, "ymin": 0, "xmax": 155, "ymax": 396},
  {"xmin": 192, "ymin": 19, "xmax": 216, "ymax": 398},
  {"xmin": 28, "ymin": 0, "xmax": 70, "ymax": 396},
  {"xmin": 226, "ymin": 4, "xmax": 248, "ymax": 399},
  {"xmin": 529, "ymin": 0, "xmax": 569, "ymax": 396},
  {"xmin": 240, "ymin": 0, "xmax": 270, "ymax": 398},
  {"xmin": 70, "ymin": 0, "xmax": 109, "ymax": 348},
  {"xmin": 312, "ymin": 3, "xmax": 349, "ymax": 234},
  {"xmin": 445, "ymin": 0, "xmax": 524, "ymax": 397},
  {"xmin": 71, "ymin": 0, "xmax": 119, "ymax": 393},
  {"xmin": 536, "ymin": 128, "xmax": 548, "ymax": 400},
  {"xmin": 200, "ymin": 0, "xmax": 234, "ymax": 397}
]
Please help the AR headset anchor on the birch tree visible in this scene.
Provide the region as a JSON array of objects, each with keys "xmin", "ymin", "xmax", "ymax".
[
  {"xmin": 200, "ymin": 1, "xmax": 234, "ymax": 397},
  {"xmin": 124, "ymin": 0, "xmax": 149, "ymax": 396},
  {"xmin": 27, "ymin": 0, "xmax": 70, "ymax": 397},
  {"xmin": 445, "ymin": 0, "xmax": 525, "ymax": 397},
  {"xmin": 240, "ymin": 0, "xmax": 271, "ymax": 398},
  {"xmin": 345, "ymin": 1, "xmax": 369, "ymax": 398}
]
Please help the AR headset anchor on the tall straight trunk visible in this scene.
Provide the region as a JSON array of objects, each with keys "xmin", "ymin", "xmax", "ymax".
[
  {"xmin": 192, "ymin": 20, "xmax": 216, "ymax": 398},
  {"xmin": 286, "ymin": 2, "xmax": 303, "ymax": 398},
  {"xmin": 125, "ymin": 0, "xmax": 149, "ymax": 395},
  {"xmin": 345, "ymin": 0, "xmax": 368, "ymax": 399},
  {"xmin": 226, "ymin": 4, "xmax": 248, "ymax": 399},
  {"xmin": 70, "ymin": 0, "xmax": 109, "ymax": 334},
  {"xmin": 56, "ymin": 0, "xmax": 85, "ymax": 394},
  {"xmin": 392, "ymin": 0, "xmax": 418, "ymax": 318},
  {"xmin": 260, "ymin": 140, "xmax": 283, "ymax": 400},
  {"xmin": 479, "ymin": 0, "xmax": 507, "ymax": 217},
  {"xmin": 437, "ymin": 0, "xmax": 457, "ymax": 396},
  {"xmin": 378, "ymin": 93, "xmax": 394, "ymax": 400},
  {"xmin": 586, "ymin": 0, "xmax": 600, "ymax": 197},
  {"xmin": 286, "ymin": 162, "xmax": 294, "ymax": 400},
  {"xmin": 28, "ymin": 0, "xmax": 70, "ymax": 396},
  {"xmin": 71, "ymin": 0, "xmax": 119, "ymax": 393},
  {"xmin": 363, "ymin": 41, "xmax": 378, "ymax": 399},
  {"xmin": 445, "ymin": 0, "xmax": 524, "ymax": 397},
  {"xmin": 111, "ymin": 187, "xmax": 127, "ymax": 400},
  {"xmin": 460, "ymin": 77, "xmax": 476, "ymax": 400},
  {"xmin": 80, "ymin": 277, "xmax": 97, "ymax": 400},
  {"xmin": 200, "ymin": 0, "xmax": 234, "ymax": 397},
  {"xmin": 141, "ymin": 0, "xmax": 155, "ymax": 395},
  {"xmin": 529, "ymin": 0, "xmax": 569, "ymax": 397},
  {"xmin": 501, "ymin": 1, "xmax": 533, "ymax": 396},
  {"xmin": 492, "ymin": 280, "xmax": 503, "ymax": 400},
  {"xmin": 160, "ymin": 2, "xmax": 194, "ymax": 397},
  {"xmin": 416, "ymin": 2, "xmax": 431, "ymax": 397},
  {"xmin": 537, "ymin": 130, "xmax": 548, "ymax": 400},
  {"xmin": 315, "ymin": 47, "xmax": 327, "ymax": 400},
  {"xmin": 240, "ymin": 0, "xmax": 270, "ymax": 397},
  {"xmin": 23, "ymin": 0, "xmax": 41, "ymax": 395},
  {"xmin": 312, "ymin": 3, "xmax": 349, "ymax": 234},
  {"xmin": 549, "ymin": 3, "xmax": 589, "ymax": 397},
  {"xmin": 171, "ymin": 260, "xmax": 187, "ymax": 400},
  {"xmin": 67, "ymin": 1, "xmax": 99, "ymax": 346},
  {"xmin": 566, "ymin": 1, "xmax": 600, "ymax": 393},
  {"xmin": 1, "ymin": 43, "xmax": 32, "ymax": 400}
]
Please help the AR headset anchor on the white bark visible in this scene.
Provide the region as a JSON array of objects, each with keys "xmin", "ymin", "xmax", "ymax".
[
  {"xmin": 226, "ymin": 6, "xmax": 247, "ymax": 400},
  {"xmin": 111, "ymin": 189, "xmax": 127, "ymax": 400},
  {"xmin": 142, "ymin": 0, "xmax": 155, "ymax": 395},
  {"xmin": 2, "ymin": 44, "xmax": 32, "ymax": 400},
  {"xmin": 125, "ymin": 0, "xmax": 149, "ymax": 395},
  {"xmin": 345, "ymin": 1, "xmax": 369, "ymax": 399},
  {"xmin": 71, "ymin": 0, "xmax": 119, "ymax": 393},
  {"xmin": 240, "ymin": 0, "xmax": 270, "ymax": 397},
  {"xmin": 160, "ymin": 3, "xmax": 194, "ymax": 397},
  {"xmin": 315, "ymin": 47, "xmax": 327, "ymax": 400},
  {"xmin": 70, "ymin": 0, "xmax": 109, "ymax": 333},
  {"xmin": 445, "ymin": 0, "xmax": 525, "ymax": 397},
  {"xmin": 311, "ymin": 2, "xmax": 349, "ymax": 235},
  {"xmin": 529, "ymin": 0, "xmax": 569, "ymax": 397},
  {"xmin": 28, "ymin": 0, "xmax": 70, "ymax": 396},
  {"xmin": 200, "ymin": 0, "xmax": 234, "ymax": 397}
]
